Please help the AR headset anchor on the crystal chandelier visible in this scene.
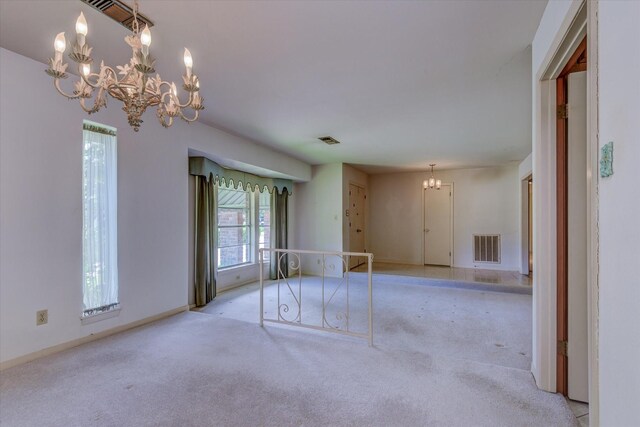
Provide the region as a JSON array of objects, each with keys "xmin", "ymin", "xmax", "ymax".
[
  {"xmin": 45, "ymin": 0, "xmax": 203, "ymax": 132},
  {"xmin": 423, "ymin": 164, "xmax": 442, "ymax": 190}
]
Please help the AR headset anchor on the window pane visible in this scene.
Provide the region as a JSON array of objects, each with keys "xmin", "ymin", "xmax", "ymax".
[
  {"xmin": 218, "ymin": 226, "xmax": 250, "ymax": 248},
  {"xmin": 258, "ymin": 192, "xmax": 271, "ymax": 261},
  {"xmin": 258, "ymin": 191, "xmax": 270, "ymax": 205},
  {"xmin": 218, "ymin": 187, "xmax": 251, "ymax": 209},
  {"xmin": 218, "ymin": 245, "xmax": 251, "ymax": 268},
  {"xmin": 259, "ymin": 226, "xmax": 270, "ymax": 245},
  {"xmin": 259, "ymin": 208, "xmax": 270, "ymax": 226},
  {"xmin": 218, "ymin": 208, "xmax": 250, "ymax": 226},
  {"xmin": 217, "ymin": 185, "xmax": 252, "ymax": 268}
]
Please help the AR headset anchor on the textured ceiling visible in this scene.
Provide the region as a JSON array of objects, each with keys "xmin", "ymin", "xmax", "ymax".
[{"xmin": 0, "ymin": 0, "xmax": 547, "ymax": 173}]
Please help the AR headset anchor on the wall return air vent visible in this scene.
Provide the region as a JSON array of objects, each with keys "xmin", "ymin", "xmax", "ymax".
[
  {"xmin": 80, "ymin": 0, "xmax": 153, "ymax": 30},
  {"xmin": 318, "ymin": 136, "xmax": 341, "ymax": 145},
  {"xmin": 473, "ymin": 234, "xmax": 501, "ymax": 264}
]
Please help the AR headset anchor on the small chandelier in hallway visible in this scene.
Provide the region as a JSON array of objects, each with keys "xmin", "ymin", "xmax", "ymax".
[{"xmin": 423, "ymin": 164, "xmax": 441, "ymax": 190}]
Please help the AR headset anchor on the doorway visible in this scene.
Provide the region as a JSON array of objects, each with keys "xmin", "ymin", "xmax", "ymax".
[
  {"xmin": 423, "ymin": 184, "xmax": 453, "ymax": 266},
  {"xmin": 348, "ymin": 183, "xmax": 366, "ymax": 269},
  {"xmin": 556, "ymin": 37, "xmax": 589, "ymax": 402}
]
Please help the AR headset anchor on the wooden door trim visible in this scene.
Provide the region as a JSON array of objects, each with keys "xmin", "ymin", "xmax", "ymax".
[
  {"xmin": 556, "ymin": 35, "xmax": 587, "ymax": 396},
  {"xmin": 556, "ymin": 75, "xmax": 569, "ymax": 396}
]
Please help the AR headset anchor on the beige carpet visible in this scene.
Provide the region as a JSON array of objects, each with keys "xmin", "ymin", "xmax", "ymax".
[{"xmin": 1, "ymin": 274, "xmax": 577, "ymax": 426}]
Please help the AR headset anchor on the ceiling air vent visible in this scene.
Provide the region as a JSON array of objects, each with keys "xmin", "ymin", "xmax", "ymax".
[
  {"xmin": 318, "ymin": 136, "xmax": 341, "ymax": 145},
  {"xmin": 80, "ymin": 0, "xmax": 154, "ymax": 31}
]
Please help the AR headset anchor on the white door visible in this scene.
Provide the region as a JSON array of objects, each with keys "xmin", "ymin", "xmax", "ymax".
[
  {"xmin": 424, "ymin": 184, "xmax": 452, "ymax": 266},
  {"xmin": 348, "ymin": 184, "xmax": 366, "ymax": 269},
  {"xmin": 567, "ymin": 71, "xmax": 589, "ymax": 402}
]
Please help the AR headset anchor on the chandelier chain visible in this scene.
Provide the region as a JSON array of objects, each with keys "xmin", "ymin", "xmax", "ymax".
[{"xmin": 132, "ymin": 0, "xmax": 139, "ymax": 34}]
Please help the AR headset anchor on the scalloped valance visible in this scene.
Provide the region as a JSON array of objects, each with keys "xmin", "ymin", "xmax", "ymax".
[{"xmin": 189, "ymin": 157, "xmax": 292, "ymax": 195}]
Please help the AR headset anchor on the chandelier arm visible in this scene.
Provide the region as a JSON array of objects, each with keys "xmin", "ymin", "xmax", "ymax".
[
  {"xmin": 179, "ymin": 109, "xmax": 199, "ymax": 123},
  {"xmin": 159, "ymin": 86, "xmax": 175, "ymax": 108},
  {"xmin": 109, "ymin": 82, "xmax": 132, "ymax": 101},
  {"xmin": 78, "ymin": 94, "xmax": 104, "ymax": 114},
  {"xmin": 158, "ymin": 81, "xmax": 173, "ymax": 94},
  {"xmin": 53, "ymin": 78, "xmax": 82, "ymax": 100},
  {"xmin": 81, "ymin": 65, "xmax": 117, "ymax": 89},
  {"xmin": 159, "ymin": 90, "xmax": 171, "ymax": 104},
  {"xmin": 173, "ymin": 90, "xmax": 195, "ymax": 109},
  {"xmin": 157, "ymin": 112, "xmax": 174, "ymax": 128}
]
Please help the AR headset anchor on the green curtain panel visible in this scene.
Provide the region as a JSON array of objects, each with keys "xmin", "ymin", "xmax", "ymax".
[
  {"xmin": 270, "ymin": 190, "xmax": 289, "ymax": 280},
  {"xmin": 194, "ymin": 175, "xmax": 217, "ymax": 306}
]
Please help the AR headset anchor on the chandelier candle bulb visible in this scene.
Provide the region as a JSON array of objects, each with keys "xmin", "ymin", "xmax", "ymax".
[
  {"xmin": 183, "ymin": 48, "xmax": 193, "ymax": 77},
  {"xmin": 75, "ymin": 12, "xmax": 87, "ymax": 47},
  {"xmin": 81, "ymin": 63, "xmax": 90, "ymax": 76},
  {"xmin": 54, "ymin": 32, "xmax": 66, "ymax": 62},
  {"xmin": 171, "ymin": 82, "xmax": 178, "ymax": 100},
  {"xmin": 140, "ymin": 25, "xmax": 151, "ymax": 56}
]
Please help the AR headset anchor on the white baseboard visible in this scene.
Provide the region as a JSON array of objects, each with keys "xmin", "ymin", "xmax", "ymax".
[
  {"xmin": 372, "ymin": 258, "xmax": 423, "ymax": 266},
  {"xmin": 0, "ymin": 305, "xmax": 189, "ymax": 371},
  {"xmin": 218, "ymin": 279, "xmax": 257, "ymax": 294}
]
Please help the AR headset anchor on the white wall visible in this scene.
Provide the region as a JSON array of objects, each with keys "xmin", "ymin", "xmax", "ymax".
[
  {"xmin": 342, "ymin": 164, "xmax": 369, "ymax": 253},
  {"xmin": 597, "ymin": 1, "xmax": 640, "ymax": 424},
  {"xmin": 368, "ymin": 172, "xmax": 423, "ymax": 265},
  {"xmin": 292, "ymin": 164, "xmax": 343, "ymax": 276},
  {"xmin": 0, "ymin": 47, "xmax": 310, "ymax": 364},
  {"xmin": 369, "ymin": 165, "xmax": 521, "ymax": 271}
]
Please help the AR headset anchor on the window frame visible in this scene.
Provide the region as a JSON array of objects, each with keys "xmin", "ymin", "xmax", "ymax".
[
  {"xmin": 81, "ymin": 121, "xmax": 119, "ymax": 320},
  {"xmin": 216, "ymin": 185, "xmax": 271, "ymax": 271},
  {"xmin": 216, "ymin": 186, "xmax": 253, "ymax": 270}
]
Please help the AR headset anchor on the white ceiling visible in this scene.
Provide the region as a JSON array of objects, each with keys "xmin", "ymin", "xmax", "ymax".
[{"xmin": 0, "ymin": 0, "xmax": 547, "ymax": 173}]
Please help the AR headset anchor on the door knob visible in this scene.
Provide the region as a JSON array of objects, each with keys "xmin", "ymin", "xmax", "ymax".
[
  {"xmin": 356, "ymin": 229, "xmax": 362, "ymax": 233},
  {"xmin": 425, "ymin": 228, "xmax": 430, "ymax": 232}
]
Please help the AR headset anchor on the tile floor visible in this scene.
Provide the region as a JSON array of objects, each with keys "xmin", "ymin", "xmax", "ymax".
[
  {"xmin": 352, "ymin": 262, "xmax": 532, "ymax": 287},
  {"xmin": 567, "ymin": 399, "xmax": 589, "ymax": 426}
]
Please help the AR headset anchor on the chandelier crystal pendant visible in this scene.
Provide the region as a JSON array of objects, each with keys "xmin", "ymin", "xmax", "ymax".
[
  {"xmin": 45, "ymin": 0, "xmax": 204, "ymax": 132},
  {"xmin": 423, "ymin": 164, "xmax": 442, "ymax": 190}
]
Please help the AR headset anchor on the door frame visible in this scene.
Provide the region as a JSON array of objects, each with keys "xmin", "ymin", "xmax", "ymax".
[
  {"xmin": 422, "ymin": 183, "xmax": 454, "ymax": 267},
  {"xmin": 532, "ymin": 0, "xmax": 599, "ymax": 418},
  {"xmin": 556, "ymin": 36, "xmax": 587, "ymax": 397},
  {"xmin": 520, "ymin": 171, "xmax": 533, "ymax": 276}
]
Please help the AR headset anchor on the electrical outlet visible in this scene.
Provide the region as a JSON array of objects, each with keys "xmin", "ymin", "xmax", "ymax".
[{"xmin": 36, "ymin": 309, "xmax": 48, "ymax": 326}]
